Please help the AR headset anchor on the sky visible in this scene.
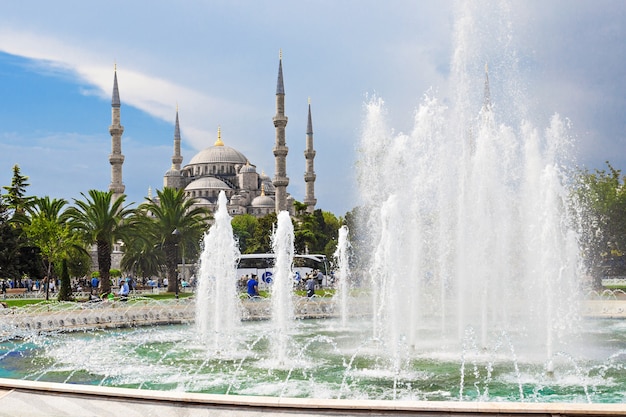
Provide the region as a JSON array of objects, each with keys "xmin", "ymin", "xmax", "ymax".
[{"xmin": 0, "ymin": 1, "xmax": 625, "ymax": 217}]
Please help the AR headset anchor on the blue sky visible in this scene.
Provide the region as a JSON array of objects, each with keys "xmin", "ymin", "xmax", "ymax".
[{"xmin": 0, "ymin": 1, "xmax": 625, "ymax": 216}]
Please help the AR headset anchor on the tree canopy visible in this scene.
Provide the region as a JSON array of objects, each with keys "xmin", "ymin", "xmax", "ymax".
[
  {"xmin": 573, "ymin": 162, "xmax": 626, "ymax": 287},
  {"xmin": 64, "ymin": 190, "xmax": 133, "ymax": 294},
  {"xmin": 135, "ymin": 187, "xmax": 211, "ymax": 293}
]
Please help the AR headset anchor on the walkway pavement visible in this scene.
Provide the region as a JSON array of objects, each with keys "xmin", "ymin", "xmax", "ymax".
[{"xmin": 0, "ymin": 378, "xmax": 625, "ymax": 417}]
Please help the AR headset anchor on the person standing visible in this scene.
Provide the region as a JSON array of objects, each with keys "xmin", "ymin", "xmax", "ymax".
[
  {"xmin": 247, "ymin": 274, "xmax": 259, "ymax": 298},
  {"xmin": 305, "ymin": 274, "xmax": 316, "ymax": 298},
  {"xmin": 315, "ymin": 269, "xmax": 324, "ymax": 288},
  {"xmin": 91, "ymin": 275, "xmax": 99, "ymax": 291},
  {"xmin": 118, "ymin": 279, "xmax": 129, "ymax": 301}
]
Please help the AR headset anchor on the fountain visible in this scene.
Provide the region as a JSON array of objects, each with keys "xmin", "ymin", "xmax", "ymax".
[
  {"xmin": 269, "ymin": 210, "xmax": 296, "ymax": 365},
  {"xmin": 1, "ymin": 1, "xmax": 626, "ymax": 412},
  {"xmin": 195, "ymin": 190, "xmax": 241, "ymax": 353},
  {"xmin": 333, "ymin": 225, "xmax": 351, "ymax": 327}
]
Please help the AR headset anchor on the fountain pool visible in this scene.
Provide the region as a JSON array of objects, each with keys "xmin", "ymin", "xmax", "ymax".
[{"xmin": 0, "ymin": 317, "xmax": 625, "ymax": 403}]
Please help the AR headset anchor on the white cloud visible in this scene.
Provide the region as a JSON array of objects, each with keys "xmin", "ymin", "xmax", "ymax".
[{"xmin": 0, "ymin": 27, "xmax": 249, "ymax": 152}]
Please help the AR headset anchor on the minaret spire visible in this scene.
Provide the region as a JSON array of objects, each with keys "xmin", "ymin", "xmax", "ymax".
[
  {"xmin": 273, "ymin": 50, "xmax": 289, "ymax": 213},
  {"xmin": 304, "ymin": 98, "xmax": 316, "ymax": 213},
  {"xmin": 163, "ymin": 106, "xmax": 183, "ymax": 190},
  {"xmin": 276, "ymin": 49, "xmax": 285, "ymax": 95},
  {"xmin": 112, "ymin": 64, "xmax": 121, "ymax": 108},
  {"xmin": 172, "ymin": 106, "xmax": 183, "ymax": 171},
  {"xmin": 108, "ymin": 65, "xmax": 125, "ymax": 201}
]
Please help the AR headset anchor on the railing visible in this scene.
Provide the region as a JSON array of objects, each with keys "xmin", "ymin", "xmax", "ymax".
[
  {"xmin": 602, "ymin": 277, "xmax": 626, "ymax": 287},
  {"xmin": 1, "ymin": 287, "xmax": 194, "ymax": 300}
]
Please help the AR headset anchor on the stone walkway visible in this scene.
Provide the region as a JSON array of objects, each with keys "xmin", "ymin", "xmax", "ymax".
[{"xmin": 0, "ymin": 378, "xmax": 625, "ymax": 417}]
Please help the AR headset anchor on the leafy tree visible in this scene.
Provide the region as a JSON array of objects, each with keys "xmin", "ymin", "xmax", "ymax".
[
  {"xmin": 231, "ymin": 214, "xmax": 258, "ymax": 254},
  {"xmin": 292, "ymin": 203, "xmax": 341, "ymax": 259},
  {"xmin": 2, "ymin": 164, "xmax": 33, "ymax": 218},
  {"xmin": 22, "ymin": 196, "xmax": 83, "ymax": 300},
  {"xmin": 120, "ymin": 232, "xmax": 164, "ymax": 280},
  {"xmin": 58, "ymin": 258, "xmax": 72, "ymax": 301},
  {"xmin": 64, "ymin": 190, "xmax": 133, "ymax": 295},
  {"xmin": 0, "ymin": 194, "xmax": 21, "ymax": 280},
  {"xmin": 66, "ymin": 249, "xmax": 91, "ymax": 280},
  {"xmin": 573, "ymin": 162, "xmax": 626, "ymax": 287},
  {"xmin": 293, "ymin": 200, "xmax": 308, "ymax": 216},
  {"xmin": 247, "ymin": 212, "xmax": 277, "ymax": 254},
  {"xmin": 136, "ymin": 187, "xmax": 210, "ymax": 293},
  {"xmin": 236, "ymin": 206, "xmax": 342, "ymax": 259},
  {"xmin": 1, "ymin": 166, "xmax": 40, "ymax": 280},
  {"xmin": 343, "ymin": 205, "xmax": 372, "ymax": 271},
  {"xmin": 294, "ymin": 213, "xmax": 318, "ymax": 254}
]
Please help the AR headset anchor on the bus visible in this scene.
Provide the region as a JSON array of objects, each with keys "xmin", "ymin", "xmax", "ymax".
[{"xmin": 236, "ymin": 253, "xmax": 330, "ymax": 290}]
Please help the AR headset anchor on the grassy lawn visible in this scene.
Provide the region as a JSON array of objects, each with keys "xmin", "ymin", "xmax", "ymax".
[
  {"xmin": 2, "ymin": 292, "xmax": 195, "ymax": 308},
  {"xmin": 603, "ymin": 285, "xmax": 626, "ymax": 290},
  {"xmin": 3, "ymin": 299, "xmax": 48, "ymax": 308},
  {"xmin": 3, "ymin": 288, "xmax": 353, "ymax": 308},
  {"xmin": 132, "ymin": 292, "xmax": 195, "ymax": 301}
]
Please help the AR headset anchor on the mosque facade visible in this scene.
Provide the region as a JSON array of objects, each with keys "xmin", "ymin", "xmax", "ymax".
[{"xmin": 108, "ymin": 55, "xmax": 317, "ymax": 218}]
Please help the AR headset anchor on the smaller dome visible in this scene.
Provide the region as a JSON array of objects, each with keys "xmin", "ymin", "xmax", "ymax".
[
  {"xmin": 251, "ymin": 194, "xmax": 274, "ymax": 208},
  {"xmin": 262, "ymin": 179, "xmax": 275, "ymax": 194},
  {"xmin": 164, "ymin": 167, "xmax": 181, "ymax": 177},
  {"xmin": 185, "ymin": 177, "xmax": 230, "ymax": 191},
  {"xmin": 239, "ymin": 163, "xmax": 256, "ymax": 174}
]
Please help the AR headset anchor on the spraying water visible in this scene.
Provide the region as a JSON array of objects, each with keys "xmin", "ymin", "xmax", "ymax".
[
  {"xmin": 270, "ymin": 210, "xmax": 296, "ymax": 365},
  {"xmin": 195, "ymin": 190, "xmax": 241, "ymax": 353},
  {"xmin": 358, "ymin": 1, "xmax": 581, "ymax": 366},
  {"xmin": 334, "ymin": 225, "xmax": 351, "ymax": 327}
]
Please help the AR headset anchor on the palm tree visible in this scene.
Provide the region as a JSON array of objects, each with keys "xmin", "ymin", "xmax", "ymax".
[
  {"xmin": 64, "ymin": 190, "xmax": 133, "ymax": 295},
  {"xmin": 120, "ymin": 231, "xmax": 164, "ymax": 281},
  {"xmin": 137, "ymin": 188, "xmax": 210, "ymax": 293}
]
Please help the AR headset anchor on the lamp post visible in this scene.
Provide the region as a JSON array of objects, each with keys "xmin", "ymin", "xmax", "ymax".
[{"xmin": 171, "ymin": 228, "xmax": 181, "ymax": 299}]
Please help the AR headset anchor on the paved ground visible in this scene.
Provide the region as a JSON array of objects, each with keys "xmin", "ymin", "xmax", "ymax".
[{"xmin": 0, "ymin": 379, "xmax": 625, "ymax": 417}]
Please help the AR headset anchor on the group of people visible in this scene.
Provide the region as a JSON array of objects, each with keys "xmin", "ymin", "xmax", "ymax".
[
  {"xmin": 87, "ymin": 276, "xmax": 132, "ymax": 302},
  {"xmin": 242, "ymin": 269, "xmax": 326, "ymax": 299},
  {"xmin": 0, "ymin": 276, "xmax": 45, "ymax": 294}
]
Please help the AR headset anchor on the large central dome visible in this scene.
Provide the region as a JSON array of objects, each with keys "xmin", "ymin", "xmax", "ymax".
[
  {"xmin": 188, "ymin": 127, "xmax": 248, "ymax": 165},
  {"xmin": 188, "ymin": 144, "xmax": 248, "ymax": 165}
]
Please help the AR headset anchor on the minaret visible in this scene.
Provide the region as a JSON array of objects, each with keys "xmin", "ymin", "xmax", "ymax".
[
  {"xmin": 164, "ymin": 107, "xmax": 183, "ymax": 189},
  {"xmin": 303, "ymin": 98, "xmax": 317, "ymax": 213},
  {"xmin": 108, "ymin": 65, "xmax": 125, "ymax": 201},
  {"xmin": 172, "ymin": 107, "xmax": 183, "ymax": 171},
  {"xmin": 272, "ymin": 50, "xmax": 289, "ymax": 213}
]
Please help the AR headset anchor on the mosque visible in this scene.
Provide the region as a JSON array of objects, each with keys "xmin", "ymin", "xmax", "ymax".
[{"xmin": 106, "ymin": 55, "xmax": 317, "ymax": 217}]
